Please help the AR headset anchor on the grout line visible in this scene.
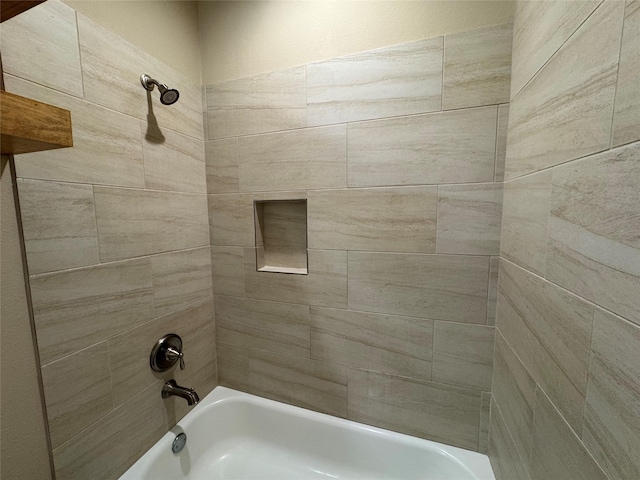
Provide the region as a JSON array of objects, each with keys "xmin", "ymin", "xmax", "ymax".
[
  {"xmin": 509, "ymin": 1, "xmax": 605, "ymax": 104},
  {"xmin": 207, "ymin": 103, "xmax": 499, "ymax": 142},
  {"xmin": 501, "ymin": 139, "xmax": 640, "ymax": 185},
  {"xmin": 91, "ymin": 184, "xmax": 102, "ymax": 263},
  {"xmin": 579, "ymin": 307, "xmax": 597, "ymax": 439},
  {"xmin": 493, "ymin": 105, "xmax": 500, "ymax": 181},
  {"xmin": 440, "ymin": 35, "xmax": 445, "ymax": 111},
  {"xmin": 208, "ymin": 179, "xmax": 505, "ymax": 196},
  {"xmin": 74, "ymin": 10, "xmax": 86, "ymax": 100},
  {"xmin": 500, "ymin": 256, "xmax": 637, "ymax": 328},
  {"xmin": 29, "ymin": 244, "xmax": 211, "ymax": 279},
  {"xmin": 345, "ymin": 122, "xmax": 349, "ymax": 188},
  {"xmin": 105, "ymin": 341, "xmax": 117, "ymax": 412},
  {"xmin": 484, "ymin": 256, "xmax": 493, "ymax": 325},
  {"xmin": 532, "ymin": 384, "xmax": 612, "ymax": 480},
  {"xmin": 608, "ymin": 0, "xmax": 628, "ymax": 149},
  {"xmin": 491, "ymin": 394, "xmax": 532, "ymax": 474},
  {"xmin": 434, "ymin": 185, "xmax": 440, "ymax": 253}
]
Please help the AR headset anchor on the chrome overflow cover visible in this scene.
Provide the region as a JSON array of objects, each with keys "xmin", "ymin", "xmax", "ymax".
[
  {"xmin": 172, "ymin": 432, "xmax": 187, "ymax": 454},
  {"xmin": 150, "ymin": 333, "xmax": 185, "ymax": 372}
]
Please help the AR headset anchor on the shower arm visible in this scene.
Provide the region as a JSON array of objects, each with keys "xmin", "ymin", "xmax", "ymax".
[
  {"xmin": 140, "ymin": 74, "xmax": 164, "ymax": 92},
  {"xmin": 140, "ymin": 73, "xmax": 180, "ymax": 105}
]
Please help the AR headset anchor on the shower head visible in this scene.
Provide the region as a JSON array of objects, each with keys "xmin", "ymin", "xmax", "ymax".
[{"xmin": 140, "ymin": 74, "xmax": 180, "ymax": 105}]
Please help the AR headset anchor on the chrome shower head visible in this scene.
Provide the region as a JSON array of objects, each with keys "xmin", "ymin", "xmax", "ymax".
[{"xmin": 140, "ymin": 74, "xmax": 180, "ymax": 105}]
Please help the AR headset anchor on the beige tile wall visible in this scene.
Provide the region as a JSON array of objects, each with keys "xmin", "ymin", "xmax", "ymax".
[
  {"xmin": 207, "ymin": 22, "xmax": 512, "ymax": 452},
  {"xmin": 9, "ymin": 2, "xmax": 636, "ymax": 478},
  {"xmin": 1, "ymin": 2, "xmax": 215, "ymax": 479},
  {"xmin": 491, "ymin": 2, "xmax": 640, "ymax": 480}
]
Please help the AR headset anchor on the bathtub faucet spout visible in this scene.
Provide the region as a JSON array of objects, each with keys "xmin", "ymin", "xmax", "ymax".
[{"xmin": 162, "ymin": 379, "xmax": 200, "ymax": 406}]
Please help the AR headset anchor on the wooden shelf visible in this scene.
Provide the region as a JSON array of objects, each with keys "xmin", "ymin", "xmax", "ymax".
[
  {"xmin": 1, "ymin": 90, "xmax": 73, "ymax": 155},
  {"xmin": 0, "ymin": 1, "xmax": 46, "ymax": 23}
]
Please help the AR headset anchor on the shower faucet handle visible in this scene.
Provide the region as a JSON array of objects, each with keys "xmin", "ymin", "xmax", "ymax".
[
  {"xmin": 166, "ymin": 347, "xmax": 185, "ymax": 370},
  {"xmin": 150, "ymin": 333, "xmax": 185, "ymax": 372}
]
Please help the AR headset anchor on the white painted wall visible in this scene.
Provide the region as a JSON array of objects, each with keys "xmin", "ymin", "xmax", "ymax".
[{"xmin": 64, "ymin": 0, "xmax": 202, "ymax": 84}]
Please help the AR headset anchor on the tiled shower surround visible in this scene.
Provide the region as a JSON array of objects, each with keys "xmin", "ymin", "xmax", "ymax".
[
  {"xmin": 491, "ymin": 1, "xmax": 640, "ymax": 480},
  {"xmin": 206, "ymin": 21, "xmax": 512, "ymax": 453},
  {"xmin": 1, "ymin": 2, "xmax": 214, "ymax": 478},
  {"xmin": 2, "ymin": 1, "xmax": 638, "ymax": 480}
]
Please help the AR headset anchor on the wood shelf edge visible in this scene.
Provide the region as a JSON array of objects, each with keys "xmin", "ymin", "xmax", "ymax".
[
  {"xmin": 1, "ymin": 90, "xmax": 73, "ymax": 155},
  {"xmin": 0, "ymin": 1, "xmax": 46, "ymax": 23}
]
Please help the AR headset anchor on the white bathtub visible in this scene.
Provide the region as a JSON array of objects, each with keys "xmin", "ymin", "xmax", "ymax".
[{"xmin": 121, "ymin": 386, "xmax": 495, "ymax": 480}]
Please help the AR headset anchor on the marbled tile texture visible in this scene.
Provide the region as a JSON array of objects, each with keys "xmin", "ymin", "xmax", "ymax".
[
  {"xmin": 492, "ymin": 2, "xmax": 638, "ymax": 480},
  {"xmin": 206, "ymin": 21, "xmax": 512, "ymax": 458},
  {"xmin": 5, "ymin": 8, "xmax": 520, "ymax": 477},
  {"xmin": 3, "ymin": 2, "xmax": 214, "ymax": 479}
]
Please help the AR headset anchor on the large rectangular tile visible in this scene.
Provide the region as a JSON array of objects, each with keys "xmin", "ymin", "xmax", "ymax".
[
  {"xmin": 78, "ymin": 14, "xmax": 203, "ymax": 139},
  {"xmin": 216, "ymin": 343, "xmax": 249, "ymax": 392},
  {"xmin": 216, "ymin": 296, "xmax": 310, "ymax": 357},
  {"xmin": 205, "ymin": 138, "xmax": 239, "ymax": 194},
  {"xmin": 238, "ymin": 125, "xmax": 347, "ymax": 192},
  {"xmin": 310, "ymin": 307, "xmax": 433, "ymax": 381},
  {"xmin": 142, "ymin": 124, "xmax": 206, "ymax": 193},
  {"xmin": 17, "ymin": 179, "xmax": 99, "ymax": 275},
  {"xmin": 530, "ymin": 388, "xmax": 608, "ymax": 480},
  {"xmin": 348, "ymin": 252, "xmax": 489, "ymax": 324},
  {"xmin": 208, "ymin": 194, "xmax": 255, "ymax": 246},
  {"xmin": 546, "ymin": 143, "xmax": 640, "ymax": 325},
  {"xmin": 612, "ymin": 0, "xmax": 640, "ymax": 147},
  {"xmin": 52, "ymin": 382, "xmax": 167, "ymax": 480},
  {"xmin": 30, "ymin": 258, "xmax": 154, "ymax": 364},
  {"xmin": 6, "ymin": 75, "xmax": 145, "ymax": 188},
  {"xmin": 41, "ymin": 342, "xmax": 114, "ymax": 449},
  {"xmin": 206, "ymin": 66, "xmax": 306, "ymax": 139},
  {"xmin": 348, "ymin": 107, "xmax": 497, "ymax": 187},
  {"xmin": 505, "ymin": 1, "xmax": 624, "ymax": 178},
  {"xmin": 249, "ymin": 349, "xmax": 348, "ymax": 418},
  {"xmin": 348, "ymin": 370, "xmax": 481, "ymax": 450},
  {"xmin": 497, "ymin": 260, "xmax": 594, "ymax": 432},
  {"xmin": 443, "ymin": 23, "xmax": 512, "ymax": 110},
  {"xmin": 583, "ymin": 309, "xmax": 640, "ymax": 480},
  {"xmin": 436, "ymin": 183, "xmax": 503, "ymax": 255},
  {"xmin": 94, "ymin": 187, "xmax": 209, "ymax": 262},
  {"xmin": 510, "ymin": 0, "xmax": 563, "ymax": 98},
  {"xmin": 500, "ymin": 170, "xmax": 552, "ymax": 276},
  {"xmin": 211, "ymin": 246, "xmax": 245, "ymax": 297},
  {"xmin": 432, "ymin": 321, "xmax": 494, "ymax": 391},
  {"xmin": 150, "ymin": 247, "xmax": 213, "ymax": 317},
  {"xmin": 245, "ymin": 248, "xmax": 347, "ymax": 308},
  {"xmin": 510, "ymin": 0, "xmax": 602, "ymax": 99},
  {"xmin": 108, "ymin": 297, "xmax": 214, "ymax": 407},
  {"xmin": 307, "ymin": 37, "xmax": 443, "ymax": 126},
  {"xmin": 492, "ymin": 333, "xmax": 536, "ymax": 469},
  {"xmin": 489, "ymin": 399, "xmax": 533, "ymax": 480},
  {"xmin": 308, "ymin": 187, "xmax": 437, "ymax": 253},
  {"xmin": 0, "ymin": 0, "xmax": 83, "ymax": 97}
]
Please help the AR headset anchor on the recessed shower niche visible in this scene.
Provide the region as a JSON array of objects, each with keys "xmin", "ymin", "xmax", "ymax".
[{"xmin": 254, "ymin": 199, "xmax": 308, "ymax": 274}]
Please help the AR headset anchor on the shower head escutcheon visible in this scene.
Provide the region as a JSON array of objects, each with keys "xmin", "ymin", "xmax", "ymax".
[{"xmin": 140, "ymin": 74, "xmax": 180, "ymax": 105}]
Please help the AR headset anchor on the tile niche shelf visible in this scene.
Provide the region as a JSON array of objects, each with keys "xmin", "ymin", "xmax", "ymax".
[{"xmin": 254, "ymin": 199, "xmax": 308, "ymax": 275}]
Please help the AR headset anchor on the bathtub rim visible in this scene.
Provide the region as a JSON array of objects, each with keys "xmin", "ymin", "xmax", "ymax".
[{"xmin": 121, "ymin": 385, "xmax": 496, "ymax": 480}]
